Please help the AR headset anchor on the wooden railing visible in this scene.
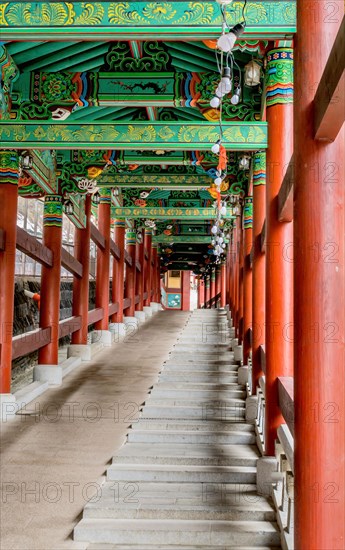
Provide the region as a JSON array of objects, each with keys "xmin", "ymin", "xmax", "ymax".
[{"xmin": 203, "ymin": 292, "xmax": 221, "ymax": 309}]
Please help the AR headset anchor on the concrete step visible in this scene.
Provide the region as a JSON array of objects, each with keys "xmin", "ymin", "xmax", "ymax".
[
  {"xmin": 150, "ymin": 389, "xmax": 246, "ymax": 399},
  {"xmin": 83, "ymin": 483, "xmax": 275, "ymax": 521},
  {"xmin": 106, "ymin": 464, "xmax": 256, "ymax": 484},
  {"xmin": 145, "ymin": 397, "xmax": 245, "ymax": 408},
  {"xmin": 141, "ymin": 405, "xmax": 245, "ymax": 420},
  {"xmin": 113, "ymin": 443, "xmax": 259, "ymax": 466},
  {"xmin": 131, "ymin": 419, "xmax": 254, "ymax": 432},
  {"xmin": 162, "ymin": 364, "xmax": 239, "ymax": 372},
  {"xmin": 127, "ymin": 430, "xmax": 255, "ymax": 445},
  {"xmin": 164, "ymin": 358, "xmax": 234, "ymax": 365},
  {"xmin": 74, "ymin": 518, "xmax": 281, "ymax": 546},
  {"xmin": 158, "ymin": 374, "xmax": 239, "ymax": 383},
  {"xmin": 153, "ymin": 382, "xmax": 242, "ymax": 391},
  {"xmin": 87, "ymin": 545, "xmax": 281, "ymax": 550}
]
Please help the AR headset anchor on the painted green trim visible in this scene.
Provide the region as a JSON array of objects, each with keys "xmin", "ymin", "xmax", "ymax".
[
  {"xmin": 112, "ymin": 206, "xmax": 234, "ymax": 220},
  {"xmin": 153, "ymin": 235, "xmax": 213, "ymax": 244},
  {"xmin": 99, "ymin": 175, "xmax": 212, "ymax": 187},
  {"xmin": 0, "ymin": 121, "xmax": 267, "ymax": 150},
  {"xmin": 0, "ymin": 2, "xmax": 296, "ymax": 40}
]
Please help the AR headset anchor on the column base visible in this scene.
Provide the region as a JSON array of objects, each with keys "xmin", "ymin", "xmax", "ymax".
[
  {"xmin": 135, "ymin": 311, "xmax": 147, "ymax": 324},
  {"xmin": 257, "ymin": 457, "xmax": 283, "ymax": 496},
  {"xmin": 68, "ymin": 344, "xmax": 92, "ymax": 361},
  {"xmin": 234, "ymin": 344, "xmax": 243, "ymax": 362},
  {"xmin": 109, "ymin": 323, "xmax": 126, "ymax": 343},
  {"xmin": 238, "ymin": 365, "xmax": 249, "ymax": 386},
  {"xmin": 245, "ymin": 395, "xmax": 258, "ymax": 423},
  {"xmin": 33, "ymin": 365, "xmax": 63, "ymax": 386},
  {"xmin": 230, "ymin": 337, "xmax": 238, "ymax": 350},
  {"xmin": 150, "ymin": 302, "xmax": 162, "ymax": 312},
  {"xmin": 91, "ymin": 330, "xmax": 112, "ymax": 347},
  {"xmin": 143, "ymin": 306, "xmax": 153, "ymax": 317},
  {"xmin": 0, "ymin": 394, "xmax": 17, "ymax": 422}
]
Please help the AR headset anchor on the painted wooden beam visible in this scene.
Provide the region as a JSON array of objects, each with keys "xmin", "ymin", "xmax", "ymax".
[
  {"xmin": 100, "ymin": 175, "xmax": 213, "ymax": 188},
  {"xmin": 153, "ymin": 235, "xmax": 212, "ymax": 243},
  {"xmin": 278, "ymin": 154, "xmax": 294, "ymax": 222},
  {"xmin": 0, "ymin": 121, "xmax": 268, "ymax": 150},
  {"xmin": 113, "ymin": 207, "xmax": 234, "ymax": 220},
  {"xmin": 16, "ymin": 226, "xmax": 53, "ymax": 267},
  {"xmin": 90, "ymin": 223, "xmax": 105, "ymax": 250},
  {"xmin": 61, "ymin": 247, "xmax": 83, "ymax": 278},
  {"xmin": 314, "ymin": 16, "xmax": 345, "ymax": 141},
  {"xmin": 0, "ymin": 2, "xmax": 296, "ymax": 41}
]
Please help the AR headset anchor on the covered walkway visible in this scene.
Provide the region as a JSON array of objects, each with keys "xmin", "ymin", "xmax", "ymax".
[{"xmin": 1, "ymin": 311, "xmax": 188, "ymax": 550}]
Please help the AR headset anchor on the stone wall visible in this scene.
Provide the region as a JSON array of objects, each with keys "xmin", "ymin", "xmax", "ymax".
[{"xmin": 12, "ymin": 278, "xmax": 96, "ymax": 382}]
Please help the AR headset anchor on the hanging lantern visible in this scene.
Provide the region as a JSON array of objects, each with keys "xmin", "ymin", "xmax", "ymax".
[{"xmin": 244, "ymin": 60, "xmax": 261, "ymax": 87}]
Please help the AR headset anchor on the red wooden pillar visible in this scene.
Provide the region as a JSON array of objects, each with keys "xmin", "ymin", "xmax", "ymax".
[
  {"xmin": 144, "ymin": 229, "xmax": 152, "ymax": 306},
  {"xmin": 181, "ymin": 271, "xmax": 190, "ymax": 311},
  {"xmin": 204, "ymin": 275, "xmax": 210, "ymax": 308},
  {"xmin": 151, "ymin": 243, "xmax": 158, "ymax": 301},
  {"xmin": 264, "ymin": 48, "xmax": 294, "ymax": 455},
  {"xmin": 210, "ymin": 267, "xmax": 216, "ymax": 307},
  {"xmin": 220, "ymin": 262, "xmax": 226, "ymax": 308},
  {"xmin": 252, "ymin": 152, "xmax": 266, "ymax": 392},
  {"xmin": 95, "ymin": 189, "xmax": 111, "ymax": 330},
  {"xmin": 198, "ymin": 278, "xmax": 204, "ymax": 309},
  {"xmin": 135, "ymin": 234, "xmax": 144, "ymax": 311},
  {"xmin": 233, "ymin": 217, "xmax": 241, "ymax": 332},
  {"xmin": 243, "ymin": 196, "xmax": 253, "ymax": 364},
  {"xmin": 38, "ymin": 195, "xmax": 63, "ymax": 365},
  {"xmin": 111, "ymin": 219, "xmax": 125, "ymax": 323},
  {"xmin": 0, "ymin": 151, "xmax": 19, "ymax": 392},
  {"xmin": 294, "ymin": 6, "xmax": 345, "ymax": 547},
  {"xmin": 237, "ymin": 217, "xmax": 244, "ymax": 343},
  {"xmin": 72, "ymin": 194, "xmax": 91, "ymax": 344},
  {"xmin": 215, "ymin": 266, "xmax": 221, "ymax": 306},
  {"xmin": 125, "ymin": 230, "xmax": 136, "ymax": 316}
]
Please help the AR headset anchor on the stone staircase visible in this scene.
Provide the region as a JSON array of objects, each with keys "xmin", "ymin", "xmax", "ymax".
[{"xmin": 74, "ymin": 309, "xmax": 281, "ymax": 549}]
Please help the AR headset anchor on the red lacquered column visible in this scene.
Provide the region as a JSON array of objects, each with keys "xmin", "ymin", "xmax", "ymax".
[
  {"xmin": 111, "ymin": 219, "xmax": 125, "ymax": 323},
  {"xmin": 252, "ymin": 152, "xmax": 266, "ymax": 392},
  {"xmin": 95, "ymin": 189, "xmax": 111, "ymax": 330},
  {"xmin": 125, "ymin": 230, "xmax": 136, "ymax": 316},
  {"xmin": 135, "ymin": 235, "xmax": 144, "ymax": 311},
  {"xmin": 38, "ymin": 195, "xmax": 63, "ymax": 365},
  {"xmin": 243, "ymin": 196, "xmax": 253, "ymax": 364},
  {"xmin": 294, "ymin": 4, "xmax": 344, "ymax": 547},
  {"xmin": 144, "ymin": 229, "xmax": 152, "ymax": 306},
  {"xmin": 72, "ymin": 194, "xmax": 91, "ymax": 344},
  {"xmin": 264, "ymin": 48, "xmax": 294, "ymax": 455},
  {"xmin": 220, "ymin": 262, "xmax": 226, "ymax": 308},
  {"xmin": 0, "ymin": 151, "xmax": 19, "ymax": 392}
]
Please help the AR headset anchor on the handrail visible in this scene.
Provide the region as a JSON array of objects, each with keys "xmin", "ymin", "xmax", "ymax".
[
  {"xmin": 16, "ymin": 226, "xmax": 53, "ymax": 267},
  {"xmin": 278, "ymin": 376, "xmax": 294, "ymax": 435},
  {"xmin": 203, "ymin": 292, "xmax": 221, "ymax": 309},
  {"xmin": 61, "ymin": 247, "xmax": 83, "ymax": 278},
  {"xmin": 90, "ymin": 223, "xmax": 105, "ymax": 250},
  {"xmin": 260, "ymin": 344, "xmax": 266, "ymax": 373}
]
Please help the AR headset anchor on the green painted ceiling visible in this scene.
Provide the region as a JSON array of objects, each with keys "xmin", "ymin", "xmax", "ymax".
[{"xmin": 5, "ymin": 35, "xmax": 263, "ymax": 272}]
